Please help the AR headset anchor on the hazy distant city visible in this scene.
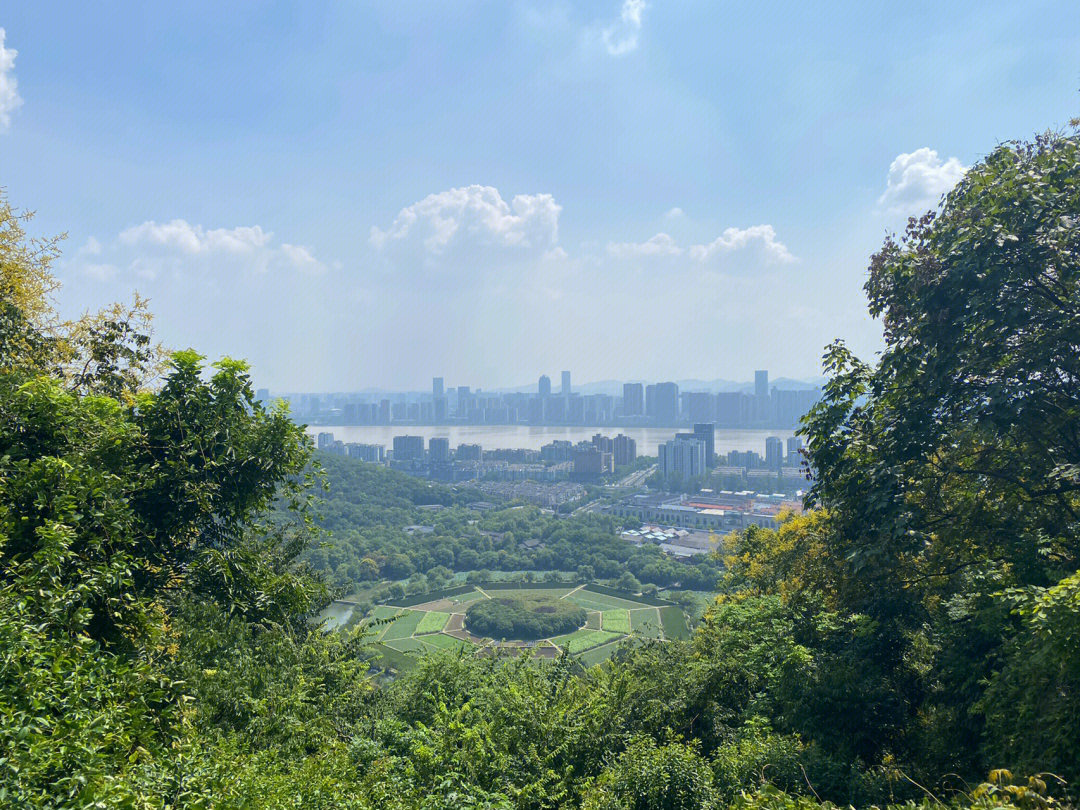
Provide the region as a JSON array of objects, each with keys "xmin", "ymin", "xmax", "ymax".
[
  {"xmin": 262, "ymin": 369, "xmax": 821, "ymax": 430},
  {"xmin": 302, "ymin": 369, "xmax": 813, "ymax": 517}
]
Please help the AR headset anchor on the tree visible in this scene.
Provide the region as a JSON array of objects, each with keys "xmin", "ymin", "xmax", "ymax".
[{"xmin": 799, "ymin": 126, "xmax": 1080, "ymax": 778}]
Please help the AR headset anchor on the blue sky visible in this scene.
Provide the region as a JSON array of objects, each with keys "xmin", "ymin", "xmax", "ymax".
[{"xmin": 1, "ymin": 1, "xmax": 1077, "ymax": 391}]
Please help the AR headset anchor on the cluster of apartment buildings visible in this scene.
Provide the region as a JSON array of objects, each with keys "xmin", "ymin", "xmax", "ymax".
[
  {"xmin": 264, "ymin": 369, "xmax": 820, "ymax": 430},
  {"xmin": 315, "ymin": 431, "xmax": 638, "ymax": 483}
]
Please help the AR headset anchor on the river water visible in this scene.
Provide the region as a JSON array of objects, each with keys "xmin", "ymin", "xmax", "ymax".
[{"xmin": 306, "ymin": 425, "xmax": 795, "ymax": 456}]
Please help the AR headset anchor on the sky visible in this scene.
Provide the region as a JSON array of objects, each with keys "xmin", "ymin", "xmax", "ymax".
[{"xmin": 1, "ymin": 1, "xmax": 1077, "ymax": 392}]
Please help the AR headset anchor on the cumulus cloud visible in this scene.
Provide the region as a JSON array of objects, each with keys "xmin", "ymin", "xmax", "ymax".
[
  {"xmin": 76, "ymin": 219, "xmax": 327, "ymax": 280},
  {"xmin": 369, "ymin": 184, "xmax": 561, "ymax": 255},
  {"xmin": 607, "ymin": 232, "xmax": 682, "ymax": 258},
  {"xmin": 878, "ymin": 148, "xmax": 967, "ymax": 214},
  {"xmin": 607, "ymin": 225, "xmax": 795, "ymax": 265},
  {"xmin": 688, "ymin": 224, "xmax": 795, "ymax": 264},
  {"xmin": 0, "ymin": 28, "xmax": 23, "ymax": 131},
  {"xmin": 664, "ymin": 207, "xmax": 684, "ymax": 219},
  {"xmin": 602, "ymin": 0, "xmax": 646, "ymax": 56}
]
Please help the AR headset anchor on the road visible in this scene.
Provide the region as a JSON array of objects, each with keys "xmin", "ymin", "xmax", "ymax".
[{"xmin": 615, "ymin": 464, "xmax": 656, "ymax": 489}]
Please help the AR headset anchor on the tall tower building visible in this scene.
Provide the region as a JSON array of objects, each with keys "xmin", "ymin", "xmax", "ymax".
[
  {"xmin": 432, "ymin": 377, "xmax": 444, "ymax": 398},
  {"xmin": 539, "ymin": 375, "xmax": 552, "ymax": 397},
  {"xmin": 561, "ymin": 370, "xmax": 571, "ymax": 395},
  {"xmin": 755, "ymin": 370, "xmax": 769, "ymax": 401},
  {"xmin": 622, "ymin": 383, "xmax": 644, "ymax": 417}
]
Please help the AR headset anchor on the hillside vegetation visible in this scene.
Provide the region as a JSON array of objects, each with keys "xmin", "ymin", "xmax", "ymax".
[{"xmin": 1, "ymin": 124, "xmax": 1078, "ymax": 808}]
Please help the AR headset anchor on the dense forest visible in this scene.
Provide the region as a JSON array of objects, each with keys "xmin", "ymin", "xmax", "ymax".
[{"xmin": 2, "ymin": 123, "xmax": 1078, "ymax": 808}]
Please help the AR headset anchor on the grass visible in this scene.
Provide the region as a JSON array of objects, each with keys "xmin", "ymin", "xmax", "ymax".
[
  {"xmin": 629, "ymin": 608, "xmax": 663, "ymax": 639},
  {"xmin": 585, "ymin": 610, "xmax": 602, "ymax": 630},
  {"xmin": 450, "ymin": 590, "xmax": 484, "ymax": 604},
  {"xmin": 383, "ymin": 637, "xmax": 430, "ymax": 654},
  {"xmin": 578, "ymin": 639, "xmax": 625, "ymax": 667},
  {"xmin": 601, "ymin": 609, "xmax": 631, "ymax": 634},
  {"xmin": 484, "ymin": 587, "xmax": 576, "ymax": 600},
  {"xmin": 566, "ymin": 590, "xmax": 648, "ymax": 612},
  {"xmin": 415, "ymin": 611, "xmax": 450, "ymax": 634},
  {"xmin": 552, "ymin": 628, "xmax": 622, "ymax": 654},
  {"xmin": 373, "ymin": 643, "xmax": 418, "ymax": 673},
  {"xmin": 659, "ymin": 605, "xmax": 690, "ymax": 640},
  {"xmin": 422, "ymin": 633, "xmax": 473, "ymax": 652},
  {"xmin": 381, "ymin": 610, "xmax": 424, "ymax": 640}
]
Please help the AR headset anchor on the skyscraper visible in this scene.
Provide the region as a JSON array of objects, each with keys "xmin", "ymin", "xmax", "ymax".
[
  {"xmin": 561, "ymin": 370, "xmax": 571, "ymax": 395},
  {"xmin": 693, "ymin": 423, "xmax": 715, "ymax": 467},
  {"xmin": 765, "ymin": 436, "xmax": 784, "ymax": 470},
  {"xmin": 646, "ymin": 382, "xmax": 679, "ymax": 425},
  {"xmin": 755, "ymin": 370, "xmax": 769, "ymax": 400},
  {"xmin": 658, "ymin": 437, "xmax": 707, "ymax": 480},
  {"xmin": 622, "ymin": 383, "xmax": 644, "ymax": 417},
  {"xmin": 613, "ymin": 434, "xmax": 637, "ymax": 467},
  {"xmin": 428, "ymin": 437, "xmax": 450, "ymax": 463},
  {"xmin": 432, "ymin": 377, "xmax": 444, "ymax": 398},
  {"xmin": 539, "ymin": 375, "xmax": 551, "ymax": 396}
]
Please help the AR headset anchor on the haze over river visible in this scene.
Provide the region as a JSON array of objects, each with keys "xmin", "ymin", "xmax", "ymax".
[{"xmin": 307, "ymin": 426, "xmax": 796, "ymax": 456}]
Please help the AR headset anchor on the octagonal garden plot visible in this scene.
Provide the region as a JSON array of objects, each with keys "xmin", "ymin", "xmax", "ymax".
[{"xmin": 366, "ymin": 582, "xmax": 689, "ymax": 668}]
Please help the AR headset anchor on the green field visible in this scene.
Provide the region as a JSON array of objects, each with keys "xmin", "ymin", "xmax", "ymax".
[
  {"xmin": 381, "ymin": 610, "xmax": 424, "ymax": 640},
  {"xmin": 601, "ymin": 609, "xmax": 631, "ymax": 634},
  {"xmin": 423, "ymin": 633, "xmax": 473, "ymax": 651},
  {"xmin": 629, "ymin": 608, "xmax": 663, "ymax": 638},
  {"xmin": 551, "ymin": 628, "xmax": 622, "ymax": 654},
  {"xmin": 363, "ymin": 585, "xmax": 689, "ymax": 669},
  {"xmin": 566, "ymin": 590, "xmax": 647, "ymax": 612},
  {"xmin": 659, "ymin": 605, "xmax": 690, "ymax": 640},
  {"xmin": 415, "ymin": 611, "xmax": 450, "ymax": 634}
]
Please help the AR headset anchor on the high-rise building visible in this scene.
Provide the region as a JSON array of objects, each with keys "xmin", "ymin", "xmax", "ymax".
[
  {"xmin": 613, "ymin": 434, "xmax": 637, "ymax": 467},
  {"xmin": 693, "ymin": 423, "xmax": 715, "ymax": 467},
  {"xmin": 755, "ymin": 370, "xmax": 769, "ymax": 401},
  {"xmin": 539, "ymin": 375, "xmax": 552, "ymax": 397},
  {"xmin": 765, "ymin": 436, "xmax": 784, "ymax": 470},
  {"xmin": 658, "ymin": 437, "xmax": 707, "ymax": 480},
  {"xmin": 561, "ymin": 371, "xmax": 571, "ymax": 395},
  {"xmin": 255, "ymin": 388, "xmax": 270, "ymax": 405},
  {"xmin": 786, "ymin": 436, "xmax": 804, "ymax": 465},
  {"xmin": 573, "ymin": 446, "xmax": 612, "ymax": 478},
  {"xmin": 317, "ymin": 432, "xmax": 335, "ymax": 450},
  {"xmin": 683, "ymin": 392, "xmax": 714, "ymax": 423},
  {"xmin": 592, "ymin": 433, "xmax": 614, "ymax": 454},
  {"xmin": 716, "ymin": 392, "xmax": 750, "ymax": 427},
  {"xmin": 428, "ymin": 437, "xmax": 450, "ymax": 463},
  {"xmin": 392, "ymin": 435, "xmax": 425, "ymax": 461},
  {"xmin": 432, "ymin": 377, "xmax": 444, "ymax": 398},
  {"xmin": 646, "ymin": 382, "xmax": 679, "ymax": 425},
  {"xmin": 622, "ymin": 383, "xmax": 644, "ymax": 417},
  {"xmin": 456, "ymin": 443, "xmax": 483, "ymax": 461}
]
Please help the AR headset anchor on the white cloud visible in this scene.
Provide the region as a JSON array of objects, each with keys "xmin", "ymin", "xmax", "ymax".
[
  {"xmin": 76, "ymin": 218, "xmax": 327, "ymax": 280},
  {"xmin": 688, "ymin": 225, "xmax": 795, "ymax": 264},
  {"xmin": 607, "ymin": 232, "xmax": 682, "ymax": 258},
  {"xmin": 118, "ymin": 220, "xmax": 273, "ymax": 255},
  {"xmin": 0, "ymin": 28, "xmax": 23, "ymax": 131},
  {"xmin": 664, "ymin": 207, "xmax": 684, "ymax": 219},
  {"xmin": 608, "ymin": 225, "xmax": 795, "ymax": 265},
  {"xmin": 602, "ymin": 0, "xmax": 646, "ymax": 56},
  {"xmin": 279, "ymin": 243, "xmax": 326, "ymax": 274},
  {"xmin": 369, "ymin": 184, "xmax": 561, "ymax": 255},
  {"xmin": 878, "ymin": 148, "xmax": 967, "ymax": 214}
]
